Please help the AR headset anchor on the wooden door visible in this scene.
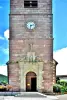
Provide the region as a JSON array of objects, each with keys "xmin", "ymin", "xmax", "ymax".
[{"xmin": 26, "ymin": 71, "xmax": 37, "ymax": 91}]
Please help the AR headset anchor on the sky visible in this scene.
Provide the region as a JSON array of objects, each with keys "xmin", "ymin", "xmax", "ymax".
[
  {"xmin": 53, "ymin": 0, "xmax": 67, "ymax": 76},
  {"xmin": 0, "ymin": 0, "xmax": 67, "ymax": 76},
  {"xmin": 53, "ymin": 0, "xmax": 67, "ymax": 51}
]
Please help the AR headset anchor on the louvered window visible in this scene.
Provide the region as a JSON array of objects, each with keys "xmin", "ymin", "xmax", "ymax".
[{"xmin": 24, "ymin": 0, "xmax": 38, "ymax": 8}]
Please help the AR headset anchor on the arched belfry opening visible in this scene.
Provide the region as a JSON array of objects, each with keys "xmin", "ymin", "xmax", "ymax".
[{"xmin": 26, "ymin": 71, "xmax": 37, "ymax": 92}]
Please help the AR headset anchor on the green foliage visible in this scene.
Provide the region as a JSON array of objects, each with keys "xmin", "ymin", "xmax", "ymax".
[
  {"xmin": 60, "ymin": 80, "xmax": 67, "ymax": 87},
  {"xmin": 56, "ymin": 77, "xmax": 60, "ymax": 83},
  {"xmin": 53, "ymin": 84, "xmax": 61, "ymax": 93},
  {"xmin": 0, "ymin": 74, "xmax": 8, "ymax": 83},
  {"xmin": 57, "ymin": 80, "xmax": 60, "ymax": 84},
  {"xmin": 53, "ymin": 79, "xmax": 67, "ymax": 94},
  {"xmin": 57, "ymin": 80, "xmax": 67, "ymax": 87},
  {"xmin": 61, "ymin": 86, "xmax": 65, "ymax": 94},
  {"xmin": 53, "ymin": 84, "xmax": 65, "ymax": 93},
  {"xmin": 65, "ymin": 87, "xmax": 67, "ymax": 92},
  {"xmin": 1, "ymin": 81, "xmax": 8, "ymax": 85}
]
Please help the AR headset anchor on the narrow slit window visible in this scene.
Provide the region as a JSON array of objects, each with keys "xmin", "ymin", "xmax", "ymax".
[{"xmin": 24, "ymin": 0, "xmax": 38, "ymax": 8}]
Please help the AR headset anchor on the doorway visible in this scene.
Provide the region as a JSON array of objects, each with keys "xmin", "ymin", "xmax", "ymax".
[
  {"xmin": 26, "ymin": 71, "xmax": 37, "ymax": 92},
  {"xmin": 31, "ymin": 77, "xmax": 36, "ymax": 91}
]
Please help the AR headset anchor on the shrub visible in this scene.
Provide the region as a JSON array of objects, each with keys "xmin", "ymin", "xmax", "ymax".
[
  {"xmin": 56, "ymin": 77, "xmax": 60, "ymax": 83},
  {"xmin": 53, "ymin": 84, "xmax": 66, "ymax": 93},
  {"xmin": 53, "ymin": 80, "xmax": 67, "ymax": 94},
  {"xmin": 6, "ymin": 84, "xmax": 13, "ymax": 91},
  {"xmin": 64, "ymin": 87, "xmax": 67, "ymax": 92},
  {"xmin": 61, "ymin": 86, "xmax": 65, "ymax": 94},
  {"xmin": 57, "ymin": 80, "xmax": 60, "ymax": 84},
  {"xmin": 53, "ymin": 84, "xmax": 61, "ymax": 93},
  {"xmin": 1, "ymin": 81, "xmax": 8, "ymax": 86},
  {"xmin": 60, "ymin": 80, "xmax": 67, "ymax": 87}
]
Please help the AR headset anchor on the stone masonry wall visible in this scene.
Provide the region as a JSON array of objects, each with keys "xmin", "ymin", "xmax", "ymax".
[
  {"xmin": 10, "ymin": 0, "xmax": 52, "ymax": 14},
  {"xmin": 9, "ymin": 14, "xmax": 52, "ymax": 39},
  {"xmin": 8, "ymin": 0, "xmax": 54, "ymax": 92},
  {"xmin": 8, "ymin": 63, "xmax": 20, "ymax": 91},
  {"xmin": 9, "ymin": 39, "xmax": 53, "ymax": 62}
]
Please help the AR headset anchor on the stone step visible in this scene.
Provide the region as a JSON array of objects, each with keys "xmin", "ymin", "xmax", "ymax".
[{"xmin": 0, "ymin": 92, "xmax": 59, "ymax": 100}]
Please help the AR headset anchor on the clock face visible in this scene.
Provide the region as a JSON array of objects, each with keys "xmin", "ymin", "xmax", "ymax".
[{"xmin": 27, "ymin": 22, "xmax": 35, "ymax": 30}]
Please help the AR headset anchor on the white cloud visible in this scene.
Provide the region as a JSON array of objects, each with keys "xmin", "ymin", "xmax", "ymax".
[
  {"xmin": 0, "ymin": 29, "xmax": 9, "ymax": 40},
  {"xmin": 4, "ymin": 29, "xmax": 9, "ymax": 40},
  {"xmin": 53, "ymin": 47, "xmax": 67, "ymax": 75},
  {"xmin": 0, "ymin": 65, "xmax": 7, "ymax": 76}
]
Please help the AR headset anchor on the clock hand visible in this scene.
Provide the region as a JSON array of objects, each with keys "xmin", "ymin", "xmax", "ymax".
[{"xmin": 30, "ymin": 24, "xmax": 32, "ymax": 29}]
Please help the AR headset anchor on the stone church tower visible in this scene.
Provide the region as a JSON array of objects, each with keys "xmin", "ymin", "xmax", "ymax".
[{"xmin": 7, "ymin": 0, "xmax": 56, "ymax": 93}]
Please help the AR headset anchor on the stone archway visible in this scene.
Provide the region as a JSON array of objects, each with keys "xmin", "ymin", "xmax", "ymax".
[{"xmin": 26, "ymin": 71, "xmax": 37, "ymax": 92}]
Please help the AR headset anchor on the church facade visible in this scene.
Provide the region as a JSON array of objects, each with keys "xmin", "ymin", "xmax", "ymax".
[{"xmin": 7, "ymin": 0, "xmax": 56, "ymax": 93}]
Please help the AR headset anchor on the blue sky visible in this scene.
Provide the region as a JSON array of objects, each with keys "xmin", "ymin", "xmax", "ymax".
[
  {"xmin": 0, "ymin": 0, "xmax": 9, "ymax": 65},
  {"xmin": 53, "ymin": 0, "xmax": 67, "ymax": 51},
  {"xmin": 53, "ymin": 0, "xmax": 67, "ymax": 75},
  {"xmin": 0, "ymin": 0, "xmax": 67, "ymax": 75}
]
